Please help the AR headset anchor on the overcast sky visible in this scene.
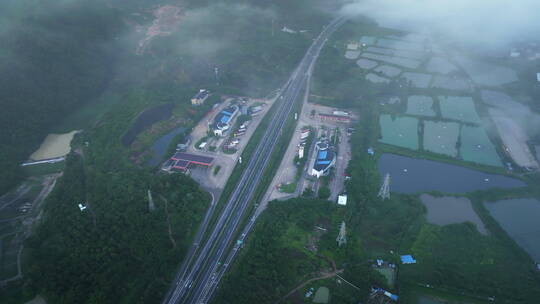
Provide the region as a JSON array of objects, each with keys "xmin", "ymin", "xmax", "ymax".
[{"xmin": 340, "ymin": 0, "xmax": 540, "ymax": 48}]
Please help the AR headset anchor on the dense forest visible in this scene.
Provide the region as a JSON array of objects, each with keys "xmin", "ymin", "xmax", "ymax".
[
  {"xmin": 214, "ymin": 198, "xmax": 387, "ymax": 304},
  {"xmin": 21, "ymin": 86, "xmax": 214, "ymax": 302},
  {"xmin": 26, "ymin": 154, "xmax": 211, "ymax": 303},
  {"xmin": 0, "ymin": 0, "xmax": 125, "ymax": 194}
]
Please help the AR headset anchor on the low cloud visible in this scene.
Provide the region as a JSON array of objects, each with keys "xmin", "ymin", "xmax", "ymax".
[{"xmin": 341, "ymin": 0, "xmax": 540, "ymax": 48}]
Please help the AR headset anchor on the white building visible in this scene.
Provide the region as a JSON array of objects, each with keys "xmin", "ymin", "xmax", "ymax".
[
  {"xmin": 310, "ymin": 141, "xmax": 336, "ymax": 178},
  {"xmin": 298, "ymin": 145, "xmax": 304, "ymax": 159},
  {"xmin": 212, "ymin": 105, "xmax": 239, "ymax": 137},
  {"xmin": 337, "ymin": 195, "xmax": 347, "ymax": 206},
  {"xmin": 191, "ymin": 89, "xmax": 210, "ymax": 105}
]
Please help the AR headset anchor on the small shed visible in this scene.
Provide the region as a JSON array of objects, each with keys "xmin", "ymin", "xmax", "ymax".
[{"xmin": 337, "ymin": 195, "xmax": 347, "ymax": 206}]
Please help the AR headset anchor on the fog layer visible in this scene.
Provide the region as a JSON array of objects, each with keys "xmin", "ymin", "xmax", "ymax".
[{"xmin": 341, "ymin": 0, "xmax": 540, "ymax": 48}]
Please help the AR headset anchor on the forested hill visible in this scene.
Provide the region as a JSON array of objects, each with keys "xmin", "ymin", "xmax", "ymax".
[{"xmin": 0, "ymin": 0, "xmax": 124, "ymax": 194}]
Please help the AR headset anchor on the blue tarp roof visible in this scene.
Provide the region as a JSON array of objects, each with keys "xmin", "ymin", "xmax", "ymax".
[
  {"xmin": 317, "ymin": 160, "xmax": 331, "ymax": 165},
  {"xmin": 318, "ymin": 150, "xmax": 328, "ymax": 159},
  {"xmin": 221, "ymin": 115, "xmax": 230, "ymax": 123},
  {"xmin": 222, "ymin": 110, "xmax": 233, "ymax": 116},
  {"xmin": 400, "ymin": 255, "xmax": 416, "ymax": 264}
]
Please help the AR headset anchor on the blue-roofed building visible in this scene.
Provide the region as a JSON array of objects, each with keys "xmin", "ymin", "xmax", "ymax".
[
  {"xmin": 212, "ymin": 105, "xmax": 239, "ymax": 136},
  {"xmin": 400, "ymin": 255, "xmax": 417, "ymax": 264},
  {"xmin": 310, "ymin": 140, "xmax": 335, "ymax": 178},
  {"xmin": 220, "ymin": 115, "xmax": 231, "ymax": 124}
]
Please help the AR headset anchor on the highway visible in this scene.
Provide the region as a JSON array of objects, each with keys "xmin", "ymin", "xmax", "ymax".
[{"xmin": 162, "ymin": 17, "xmax": 346, "ymax": 304}]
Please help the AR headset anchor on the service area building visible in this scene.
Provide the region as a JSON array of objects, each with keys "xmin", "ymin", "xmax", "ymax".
[
  {"xmin": 191, "ymin": 89, "xmax": 210, "ymax": 106},
  {"xmin": 169, "ymin": 152, "xmax": 214, "ymax": 172}
]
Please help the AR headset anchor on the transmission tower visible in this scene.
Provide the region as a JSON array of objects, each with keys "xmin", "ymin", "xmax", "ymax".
[
  {"xmin": 378, "ymin": 173, "xmax": 391, "ymax": 200},
  {"xmin": 336, "ymin": 221, "xmax": 347, "ymax": 247}
]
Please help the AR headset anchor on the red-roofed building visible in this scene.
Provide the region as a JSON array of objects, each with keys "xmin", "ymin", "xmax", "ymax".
[{"xmin": 168, "ymin": 152, "xmax": 214, "ymax": 172}]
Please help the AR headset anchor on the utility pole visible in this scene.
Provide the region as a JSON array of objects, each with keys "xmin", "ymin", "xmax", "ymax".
[
  {"xmin": 378, "ymin": 173, "xmax": 391, "ymax": 200},
  {"xmin": 336, "ymin": 221, "xmax": 347, "ymax": 247},
  {"xmin": 271, "ymin": 19, "xmax": 274, "ymax": 37},
  {"xmin": 214, "ymin": 66, "xmax": 219, "ymax": 85},
  {"xmin": 147, "ymin": 190, "xmax": 156, "ymax": 212}
]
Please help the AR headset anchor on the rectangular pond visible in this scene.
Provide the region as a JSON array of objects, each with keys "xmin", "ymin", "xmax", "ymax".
[
  {"xmin": 426, "ymin": 57, "xmax": 458, "ymax": 74},
  {"xmin": 361, "ymin": 52, "xmax": 421, "ymax": 69},
  {"xmin": 438, "ymin": 96, "xmax": 481, "ymax": 124},
  {"xmin": 420, "ymin": 194, "xmax": 487, "ymax": 234},
  {"xmin": 366, "ymin": 73, "xmax": 390, "ymax": 83},
  {"xmin": 402, "ymin": 72, "xmax": 432, "ymax": 88},
  {"xmin": 377, "ymin": 153, "xmax": 526, "ymax": 194},
  {"xmin": 423, "ymin": 121, "xmax": 460, "ymax": 157},
  {"xmin": 356, "ymin": 58, "xmax": 378, "ymax": 69},
  {"xmin": 373, "ymin": 65, "xmax": 401, "ymax": 77},
  {"xmin": 431, "ymin": 75, "xmax": 471, "ymax": 91},
  {"xmin": 344, "ymin": 50, "xmax": 361, "ymax": 59},
  {"xmin": 484, "ymin": 198, "xmax": 540, "ymax": 261},
  {"xmin": 460, "ymin": 126, "xmax": 502, "ymax": 167},
  {"xmin": 366, "ymin": 46, "xmax": 424, "ymax": 59},
  {"xmin": 489, "ymin": 108, "xmax": 539, "ymax": 169},
  {"xmin": 454, "ymin": 55, "xmax": 518, "ymax": 86},
  {"xmin": 379, "ymin": 115, "xmax": 419, "ymax": 150},
  {"xmin": 377, "ymin": 38, "xmax": 424, "ymax": 52},
  {"xmin": 360, "ymin": 36, "xmax": 377, "ymax": 45},
  {"xmin": 406, "ymin": 96, "xmax": 436, "ymax": 117}
]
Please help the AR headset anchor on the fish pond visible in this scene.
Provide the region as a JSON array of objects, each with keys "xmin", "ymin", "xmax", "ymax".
[
  {"xmin": 438, "ymin": 96, "xmax": 481, "ymax": 124},
  {"xmin": 374, "ymin": 65, "xmax": 401, "ymax": 78},
  {"xmin": 344, "ymin": 50, "xmax": 360, "ymax": 60},
  {"xmin": 401, "ymin": 72, "xmax": 432, "ymax": 88},
  {"xmin": 377, "ymin": 38, "xmax": 424, "ymax": 52},
  {"xmin": 454, "ymin": 55, "xmax": 518, "ymax": 86},
  {"xmin": 146, "ymin": 127, "xmax": 186, "ymax": 167},
  {"xmin": 420, "ymin": 194, "xmax": 487, "ymax": 234},
  {"xmin": 431, "ymin": 75, "xmax": 471, "ymax": 91},
  {"xmin": 484, "ymin": 198, "xmax": 540, "ymax": 261},
  {"xmin": 423, "ymin": 121, "xmax": 460, "ymax": 157},
  {"xmin": 361, "ymin": 52, "xmax": 421, "ymax": 69},
  {"xmin": 460, "ymin": 126, "xmax": 502, "ymax": 167},
  {"xmin": 366, "ymin": 73, "xmax": 390, "ymax": 83},
  {"xmin": 356, "ymin": 58, "xmax": 378, "ymax": 69},
  {"xmin": 359, "ymin": 36, "xmax": 377, "ymax": 45},
  {"xmin": 378, "ymin": 154, "xmax": 526, "ymax": 194},
  {"xmin": 121, "ymin": 103, "xmax": 174, "ymax": 146},
  {"xmin": 406, "ymin": 96, "xmax": 436, "ymax": 117},
  {"xmin": 379, "ymin": 115, "xmax": 419, "ymax": 150},
  {"xmin": 426, "ymin": 57, "xmax": 458, "ymax": 74}
]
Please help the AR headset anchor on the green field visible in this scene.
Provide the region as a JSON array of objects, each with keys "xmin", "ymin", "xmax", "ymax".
[
  {"xmin": 379, "ymin": 115, "xmax": 419, "ymax": 150},
  {"xmin": 375, "ymin": 267, "xmax": 396, "ymax": 288}
]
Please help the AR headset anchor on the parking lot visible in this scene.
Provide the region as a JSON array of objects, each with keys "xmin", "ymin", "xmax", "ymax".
[
  {"xmin": 183, "ymin": 97, "xmax": 276, "ymax": 191},
  {"xmin": 264, "ymin": 102, "xmax": 354, "ymax": 203}
]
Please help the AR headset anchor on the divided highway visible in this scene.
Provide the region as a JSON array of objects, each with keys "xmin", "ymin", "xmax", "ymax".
[{"xmin": 163, "ymin": 17, "xmax": 346, "ymax": 304}]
